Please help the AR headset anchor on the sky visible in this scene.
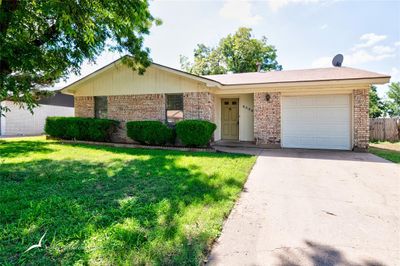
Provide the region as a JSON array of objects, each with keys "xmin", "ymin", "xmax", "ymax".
[{"xmin": 57, "ymin": 0, "xmax": 400, "ymax": 97}]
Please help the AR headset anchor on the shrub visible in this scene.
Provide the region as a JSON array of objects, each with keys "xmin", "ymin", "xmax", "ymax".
[
  {"xmin": 126, "ymin": 121, "xmax": 174, "ymax": 145},
  {"xmin": 175, "ymin": 120, "xmax": 216, "ymax": 147},
  {"xmin": 45, "ymin": 117, "xmax": 118, "ymax": 142}
]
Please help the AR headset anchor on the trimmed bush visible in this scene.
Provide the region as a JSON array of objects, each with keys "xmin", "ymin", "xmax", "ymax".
[
  {"xmin": 45, "ymin": 117, "xmax": 118, "ymax": 142},
  {"xmin": 175, "ymin": 120, "xmax": 216, "ymax": 147},
  {"xmin": 126, "ymin": 121, "xmax": 174, "ymax": 145}
]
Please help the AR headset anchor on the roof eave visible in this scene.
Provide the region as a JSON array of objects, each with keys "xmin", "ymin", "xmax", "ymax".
[
  {"xmin": 151, "ymin": 63, "xmax": 221, "ymax": 87},
  {"xmin": 215, "ymin": 76, "xmax": 391, "ymax": 90}
]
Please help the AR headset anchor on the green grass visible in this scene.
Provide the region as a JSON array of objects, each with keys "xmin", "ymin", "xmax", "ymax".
[
  {"xmin": 369, "ymin": 141, "xmax": 400, "ymax": 163},
  {"xmin": 0, "ymin": 137, "xmax": 256, "ymax": 265}
]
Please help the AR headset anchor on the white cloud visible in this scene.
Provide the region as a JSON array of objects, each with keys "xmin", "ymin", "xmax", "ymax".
[
  {"xmin": 268, "ymin": 0, "xmax": 320, "ymax": 12},
  {"xmin": 390, "ymin": 67, "xmax": 400, "ymax": 82},
  {"xmin": 311, "ymin": 50, "xmax": 395, "ymax": 68},
  {"xmin": 353, "ymin": 33, "xmax": 387, "ymax": 49},
  {"xmin": 372, "ymin": 45, "xmax": 395, "ymax": 54},
  {"xmin": 395, "ymin": 41, "xmax": 400, "ymax": 46},
  {"xmin": 346, "ymin": 50, "xmax": 395, "ymax": 64},
  {"xmin": 219, "ymin": 0, "xmax": 262, "ymax": 26},
  {"xmin": 376, "ymin": 67, "xmax": 399, "ymax": 96},
  {"xmin": 319, "ymin": 24, "xmax": 328, "ymax": 30},
  {"xmin": 312, "ymin": 32, "xmax": 396, "ymax": 68}
]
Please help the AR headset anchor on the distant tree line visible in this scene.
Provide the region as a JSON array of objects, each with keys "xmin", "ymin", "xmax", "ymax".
[{"xmin": 369, "ymin": 82, "xmax": 400, "ymax": 118}]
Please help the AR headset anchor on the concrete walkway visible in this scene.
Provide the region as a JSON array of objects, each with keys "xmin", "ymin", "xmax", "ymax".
[{"xmin": 207, "ymin": 149, "xmax": 400, "ymax": 266}]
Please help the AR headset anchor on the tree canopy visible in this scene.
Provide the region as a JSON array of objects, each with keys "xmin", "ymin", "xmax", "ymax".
[
  {"xmin": 180, "ymin": 27, "xmax": 282, "ymax": 75},
  {"xmin": 0, "ymin": 0, "xmax": 159, "ymax": 112},
  {"xmin": 369, "ymin": 85, "xmax": 385, "ymax": 118},
  {"xmin": 385, "ymin": 82, "xmax": 400, "ymax": 117},
  {"xmin": 368, "ymin": 82, "xmax": 400, "ymax": 118}
]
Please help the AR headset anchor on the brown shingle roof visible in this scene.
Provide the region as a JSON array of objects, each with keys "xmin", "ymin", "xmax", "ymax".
[{"xmin": 203, "ymin": 67, "xmax": 390, "ymax": 85}]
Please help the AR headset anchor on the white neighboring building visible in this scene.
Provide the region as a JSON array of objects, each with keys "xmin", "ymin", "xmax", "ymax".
[{"xmin": 0, "ymin": 93, "xmax": 74, "ymax": 136}]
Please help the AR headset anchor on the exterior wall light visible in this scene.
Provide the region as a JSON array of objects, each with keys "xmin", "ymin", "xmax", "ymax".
[{"xmin": 265, "ymin": 93, "xmax": 271, "ymax": 102}]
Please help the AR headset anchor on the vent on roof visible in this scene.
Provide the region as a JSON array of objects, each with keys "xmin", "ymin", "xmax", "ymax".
[{"xmin": 332, "ymin": 54, "xmax": 344, "ymax": 67}]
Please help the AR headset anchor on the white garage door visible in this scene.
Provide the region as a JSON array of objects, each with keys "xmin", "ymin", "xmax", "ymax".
[{"xmin": 282, "ymin": 95, "xmax": 351, "ymax": 150}]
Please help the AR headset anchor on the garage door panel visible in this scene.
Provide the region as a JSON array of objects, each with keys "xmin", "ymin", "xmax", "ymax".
[
  {"xmin": 314, "ymin": 95, "xmax": 349, "ymax": 106},
  {"xmin": 283, "ymin": 126, "xmax": 349, "ymax": 136},
  {"xmin": 283, "ymin": 108, "xmax": 316, "ymax": 120},
  {"xmin": 282, "ymin": 115, "xmax": 350, "ymax": 124},
  {"xmin": 282, "ymin": 95, "xmax": 351, "ymax": 150},
  {"xmin": 284, "ymin": 95, "xmax": 349, "ymax": 107},
  {"xmin": 284, "ymin": 136, "xmax": 350, "ymax": 150},
  {"xmin": 284, "ymin": 108, "xmax": 350, "ymax": 123}
]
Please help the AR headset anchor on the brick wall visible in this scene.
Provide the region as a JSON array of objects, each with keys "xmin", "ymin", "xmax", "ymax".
[
  {"xmin": 75, "ymin": 96, "xmax": 94, "ymax": 117},
  {"xmin": 107, "ymin": 94, "xmax": 165, "ymax": 142},
  {"xmin": 107, "ymin": 94, "xmax": 165, "ymax": 122},
  {"xmin": 254, "ymin": 92, "xmax": 281, "ymax": 145},
  {"xmin": 183, "ymin": 92, "xmax": 215, "ymax": 122},
  {"xmin": 353, "ymin": 88, "xmax": 369, "ymax": 150},
  {"xmin": 74, "ymin": 93, "xmax": 217, "ymax": 143}
]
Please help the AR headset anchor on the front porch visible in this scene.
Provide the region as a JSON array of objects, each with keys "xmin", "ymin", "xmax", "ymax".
[
  {"xmin": 211, "ymin": 139, "xmax": 280, "ymax": 150},
  {"xmin": 213, "ymin": 94, "xmax": 255, "ymax": 142},
  {"xmin": 211, "ymin": 140, "xmax": 263, "ymax": 155},
  {"xmin": 213, "ymin": 92, "xmax": 281, "ymax": 147},
  {"xmin": 212, "ymin": 140, "xmax": 257, "ymax": 148}
]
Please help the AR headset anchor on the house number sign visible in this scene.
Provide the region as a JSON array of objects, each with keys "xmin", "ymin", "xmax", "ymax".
[{"xmin": 242, "ymin": 105, "xmax": 253, "ymax": 112}]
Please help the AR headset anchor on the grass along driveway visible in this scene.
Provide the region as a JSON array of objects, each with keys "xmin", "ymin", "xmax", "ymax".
[
  {"xmin": 369, "ymin": 141, "xmax": 400, "ymax": 163},
  {"xmin": 0, "ymin": 137, "xmax": 255, "ymax": 265}
]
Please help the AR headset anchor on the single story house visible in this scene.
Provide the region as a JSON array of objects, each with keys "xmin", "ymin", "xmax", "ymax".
[
  {"xmin": 61, "ymin": 57, "xmax": 390, "ymax": 151},
  {"xmin": 0, "ymin": 92, "xmax": 74, "ymax": 136}
]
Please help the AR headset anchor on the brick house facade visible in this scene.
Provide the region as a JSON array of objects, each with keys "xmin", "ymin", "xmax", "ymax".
[
  {"xmin": 74, "ymin": 89, "xmax": 370, "ymax": 149},
  {"xmin": 183, "ymin": 92, "xmax": 215, "ymax": 121},
  {"xmin": 254, "ymin": 92, "xmax": 281, "ymax": 146},
  {"xmin": 75, "ymin": 92, "xmax": 215, "ymax": 143},
  {"xmin": 251, "ymin": 89, "xmax": 370, "ymax": 150},
  {"xmin": 65, "ymin": 59, "xmax": 389, "ymax": 151}
]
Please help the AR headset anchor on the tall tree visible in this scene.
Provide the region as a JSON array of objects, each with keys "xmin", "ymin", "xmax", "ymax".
[
  {"xmin": 180, "ymin": 27, "xmax": 282, "ymax": 75},
  {"xmin": 385, "ymin": 82, "xmax": 400, "ymax": 117},
  {"xmin": 0, "ymin": 0, "xmax": 160, "ymax": 112},
  {"xmin": 369, "ymin": 85, "xmax": 385, "ymax": 118}
]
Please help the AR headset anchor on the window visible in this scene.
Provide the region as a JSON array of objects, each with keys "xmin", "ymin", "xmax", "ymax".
[
  {"xmin": 166, "ymin": 94, "xmax": 183, "ymax": 124},
  {"xmin": 94, "ymin": 96, "xmax": 107, "ymax": 118}
]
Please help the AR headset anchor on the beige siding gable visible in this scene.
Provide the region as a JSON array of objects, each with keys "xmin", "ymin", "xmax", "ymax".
[{"xmin": 74, "ymin": 64, "xmax": 210, "ymax": 96}]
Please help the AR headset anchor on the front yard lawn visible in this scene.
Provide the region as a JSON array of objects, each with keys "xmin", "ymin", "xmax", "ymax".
[
  {"xmin": 369, "ymin": 141, "xmax": 400, "ymax": 164},
  {"xmin": 0, "ymin": 137, "xmax": 255, "ymax": 265}
]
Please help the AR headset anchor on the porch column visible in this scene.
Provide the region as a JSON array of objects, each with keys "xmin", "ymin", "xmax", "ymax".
[
  {"xmin": 353, "ymin": 88, "xmax": 369, "ymax": 151},
  {"xmin": 254, "ymin": 92, "xmax": 281, "ymax": 146}
]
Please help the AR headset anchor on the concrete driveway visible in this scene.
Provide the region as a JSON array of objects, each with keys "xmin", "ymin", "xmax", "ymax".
[{"xmin": 208, "ymin": 149, "xmax": 400, "ymax": 266}]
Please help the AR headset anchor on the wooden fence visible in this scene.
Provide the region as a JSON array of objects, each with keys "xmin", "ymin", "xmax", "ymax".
[{"xmin": 369, "ymin": 117, "xmax": 400, "ymax": 142}]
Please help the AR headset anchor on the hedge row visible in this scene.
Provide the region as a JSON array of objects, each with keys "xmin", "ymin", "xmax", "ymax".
[
  {"xmin": 45, "ymin": 117, "xmax": 118, "ymax": 142},
  {"xmin": 126, "ymin": 121, "xmax": 174, "ymax": 145},
  {"xmin": 45, "ymin": 117, "xmax": 217, "ymax": 147},
  {"xmin": 127, "ymin": 120, "xmax": 216, "ymax": 147},
  {"xmin": 175, "ymin": 120, "xmax": 217, "ymax": 147}
]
